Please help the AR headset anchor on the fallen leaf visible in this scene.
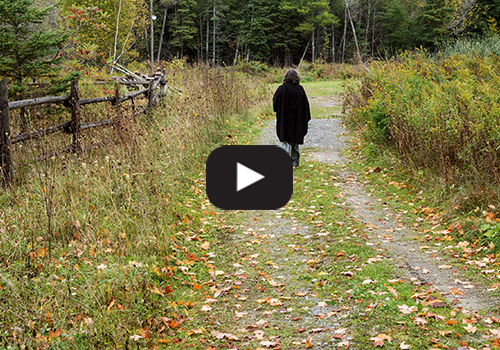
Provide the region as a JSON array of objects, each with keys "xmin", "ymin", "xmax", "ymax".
[
  {"xmin": 414, "ymin": 317, "xmax": 428, "ymax": 325},
  {"xmin": 201, "ymin": 305, "xmax": 212, "ymax": 312},
  {"xmin": 254, "ymin": 330, "xmax": 265, "ymax": 339},
  {"xmin": 464, "ymin": 324, "xmax": 477, "ymax": 334},
  {"xmin": 449, "ymin": 288, "xmax": 464, "ymax": 295},
  {"xmin": 268, "ymin": 298, "xmax": 283, "ymax": 306},
  {"xmin": 387, "ymin": 286, "xmax": 399, "ymax": 297},
  {"xmin": 211, "ymin": 330, "xmax": 239, "ymax": 340},
  {"xmin": 187, "ymin": 328, "xmax": 204, "ymax": 336},
  {"xmin": 422, "ymin": 299, "xmax": 446, "ymax": 308},
  {"xmin": 260, "ymin": 340, "xmax": 280, "ymax": 348},
  {"xmin": 310, "ymin": 327, "xmax": 326, "ymax": 333},
  {"xmin": 398, "ymin": 305, "xmax": 418, "ymax": 314},
  {"xmin": 340, "ymin": 271, "xmax": 354, "ymax": 277}
]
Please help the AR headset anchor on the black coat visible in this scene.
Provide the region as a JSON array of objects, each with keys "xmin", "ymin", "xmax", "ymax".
[{"xmin": 273, "ymin": 82, "xmax": 311, "ymax": 144}]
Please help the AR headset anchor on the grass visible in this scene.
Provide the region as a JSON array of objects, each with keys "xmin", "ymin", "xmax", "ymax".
[
  {"xmin": 0, "ymin": 65, "xmax": 270, "ymax": 348},
  {"xmin": 440, "ymin": 35, "xmax": 500, "ymax": 57},
  {"xmin": 281, "ymin": 156, "xmax": 498, "ymax": 349},
  {"xmin": 269, "ymin": 80, "xmax": 344, "ymax": 120},
  {"xmin": 5, "ymin": 68, "xmax": 500, "ymax": 349}
]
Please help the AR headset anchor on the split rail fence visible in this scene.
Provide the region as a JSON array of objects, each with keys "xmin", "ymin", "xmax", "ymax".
[{"xmin": 0, "ymin": 74, "xmax": 167, "ymax": 185}]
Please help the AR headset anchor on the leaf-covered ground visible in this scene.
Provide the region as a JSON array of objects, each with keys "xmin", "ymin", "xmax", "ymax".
[
  {"xmin": 189, "ymin": 83, "xmax": 500, "ymax": 350},
  {"xmin": 7, "ymin": 80, "xmax": 500, "ymax": 349}
]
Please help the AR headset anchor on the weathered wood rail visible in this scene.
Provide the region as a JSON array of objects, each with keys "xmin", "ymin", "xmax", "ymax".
[{"xmin": 0, "ymin": 74, "xmax": 167, "ymax": 184}]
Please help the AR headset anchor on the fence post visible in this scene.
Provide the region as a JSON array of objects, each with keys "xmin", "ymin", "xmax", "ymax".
[
  {"xmin": 114, "ymin": 82, "xmax": 122, "ymax": 119},
  {"xmin": 159, "ymin": 73, "xmax": 166, "ymax": 96},
  {"xmin": 148, "ymin": 80, "xmax": 154, "ymax": 109},
  {"xmin": 0, "ymin": 79, "xmax": 13, "ymax": 184},
  {"xmin": 70, "ymin": 80, "xmax": 82, "ymax": 153}
]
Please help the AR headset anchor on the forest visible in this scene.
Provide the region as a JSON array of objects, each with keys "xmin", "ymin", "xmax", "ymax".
[{"xmin": 2, "ymin": 0, "xmax": 500, "ymax": 78}]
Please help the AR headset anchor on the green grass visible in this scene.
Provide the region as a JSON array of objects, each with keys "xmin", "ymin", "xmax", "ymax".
[
  {"xmin": 302, "ymin": 80, "xmax": 344, "ymax": 96},
  {"xmin": 285, "ymin": 155, "xmax": 496, "ymax": 349},
  {"xmin": 269, "ymin": 80, "xmax": 344, "ymax": 119}
]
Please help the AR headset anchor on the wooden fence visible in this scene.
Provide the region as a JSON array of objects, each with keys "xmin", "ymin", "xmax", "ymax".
[{"xmin": 0, "ymin": 74, "xmax": 167, "ymax": 185}]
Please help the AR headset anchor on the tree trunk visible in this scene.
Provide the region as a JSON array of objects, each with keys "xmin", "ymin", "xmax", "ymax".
[
  {"xmin": 111, "ymin": 0, "xmax": 123, "ymax": 74},
  {"xmin": 341, "ymin": 5, "xmax": 347, "ymax": 63},
  {"xmin": 300, "ymin": 40, "xmax": 310, "ymax": 67},
  {"xmin": 233, "ymin": 36, "xmax": 240, "ymax": 65},
  {"xmin": 365, "ymin": 1, "xmax": 370, "ymax": 49},
  {"xmin": 206, "ymin": 9, "xmax": 210, "ymax": 63},
  {"xmin": 346, "ymin": 0, "xmax": 361, "ymax": 63},
  {"xmin": 332, "ymin": 23, "xmax": 335, "ymax": 63},
  {"xmin": 372, "ymin": 2, "xmax": 376, "ymax": 57},
  {"xmin": 150, "ymin": 0, "xmax": 154, "ymax": 74},
  {"xmin": 312, "ymin": 29, "xmax": 315, "ymax": 62},
  {"xmin": 212, "ymin": 2, "xmax": 216, "ymax": 66},
  {"xmin": 157, "ymin": 6, "xmax": 168, "ymax": 61}
]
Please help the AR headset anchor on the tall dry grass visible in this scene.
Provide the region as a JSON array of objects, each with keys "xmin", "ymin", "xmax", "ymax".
[{"xmin": 0, "ymin": 63, "xmax": 269, "ymax": 347}]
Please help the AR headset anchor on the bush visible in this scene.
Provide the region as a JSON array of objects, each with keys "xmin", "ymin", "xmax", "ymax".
[
  {"xmin": 440, "ymin": 35, "xmax": 500, "ymax": 57},
  {"xmin": 345, "ymin": 51, "xmax": 500, "ymax": 199}
]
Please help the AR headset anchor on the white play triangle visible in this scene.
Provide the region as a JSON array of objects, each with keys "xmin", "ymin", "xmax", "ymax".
[{"xmin": 236, "ymin": 162, "xmax": 265, "ymax": 192}]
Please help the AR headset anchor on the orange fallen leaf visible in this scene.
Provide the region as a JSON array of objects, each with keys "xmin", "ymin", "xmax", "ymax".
[
  {"xmin": 168, "ymin": 320, "xmax": 179, "ymax": 329},
  {"xmin": 48, "ymin": 328, "xmax": 61, "ymax": 339},
  {"xmin": 449, "ymin": 288, "xmax": 464, "ymax": 295}
]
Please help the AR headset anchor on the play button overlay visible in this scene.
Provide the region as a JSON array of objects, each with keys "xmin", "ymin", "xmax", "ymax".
[
  {"xmin": 237, "ymin": 162, "xmax": 265, "ymax": 191},
  {"xmin": 206, "ymin": 145, "xmax": 292, "ymax": 210}
]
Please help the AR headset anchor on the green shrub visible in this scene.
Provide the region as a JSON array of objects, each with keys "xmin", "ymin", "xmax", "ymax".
[
  {"xmin": 440, "ymin": 35, "xmax": 500, "ymax": 57},
  {"xmin": 345, "ymin": 51, "xmax": 500, "ymax": 198}
]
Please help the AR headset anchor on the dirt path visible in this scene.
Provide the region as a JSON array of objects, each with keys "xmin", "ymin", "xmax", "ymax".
[
  {"xmin": 205, "ymin": 93, "xmax": 498, "ymax": 349},
  {"xmin": 303, "ymin": 120, "xmax": 495, "ymax": 312},
  {"xmin": 261, "ymin": 101, "xmax": 495, "ymax": 312}
]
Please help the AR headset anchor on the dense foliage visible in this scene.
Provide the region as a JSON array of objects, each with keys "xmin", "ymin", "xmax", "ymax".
[
  {"xmin": 345, "ymin": 43, "xmax": 500, "ymax": 203},
  {"xmin": 0, "ymin": 0, "xmax": 67, "ymax": 93},
  {"xmin": 2, "ymin": 0, "xmax": 499, "ymax": 77}
]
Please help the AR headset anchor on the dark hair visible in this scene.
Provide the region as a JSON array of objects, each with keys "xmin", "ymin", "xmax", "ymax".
[{"xmin": 283, "ymin": 69, "xmax": 300, "ymax": 84}]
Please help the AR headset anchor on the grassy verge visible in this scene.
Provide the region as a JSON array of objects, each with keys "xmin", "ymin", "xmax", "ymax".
[
  {"xmin": 344, "ymin": 50, "xmax": 500, "ymax": 255},
  {"xmin": 0, "ymin": 65, "xmax": 270, "ymax": 348}
]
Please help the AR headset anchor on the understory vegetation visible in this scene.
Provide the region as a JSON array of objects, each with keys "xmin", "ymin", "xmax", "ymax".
[
  {"xmin": 345, "ymin": 36, "xmax": 500, "ymax": 253},
  {"xmin": 0, "ymin": 64, "xmax": 269, "ymax": 347}
]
